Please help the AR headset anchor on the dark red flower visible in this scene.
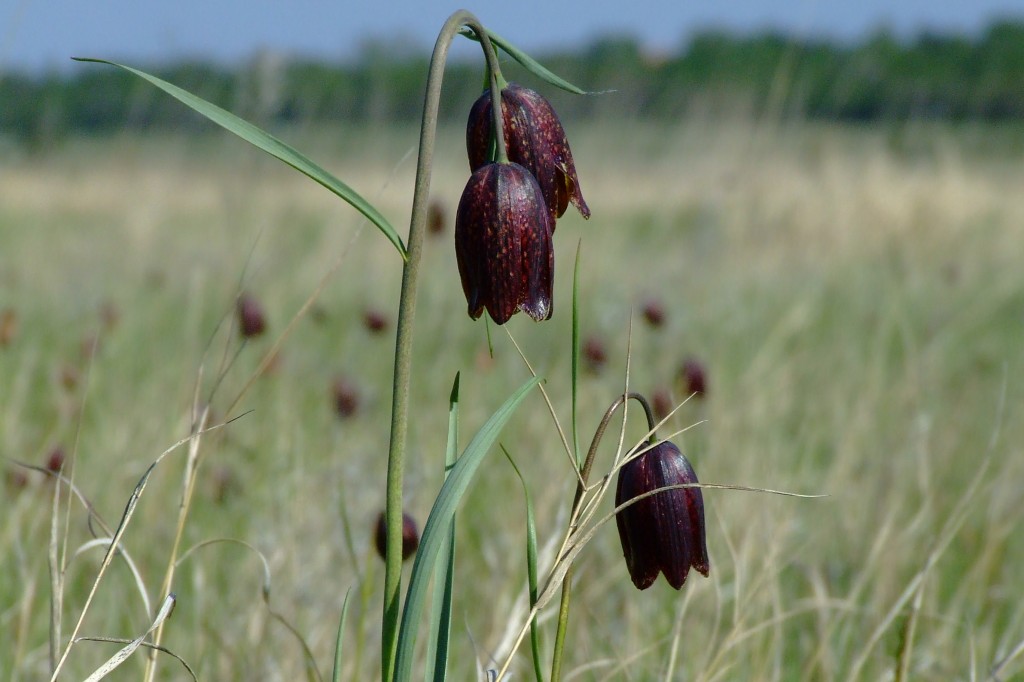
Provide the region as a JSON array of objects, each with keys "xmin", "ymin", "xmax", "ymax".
[
  {"xmin": 46, "ymin": 447, "xmax": 66, "ymax": 474},
  {"xmin": 374, "ymin": 510, "xmax": 420, "ymax": 562},
  {"xmin": 455, "ymin": 162, "xmax": 554, "ymax": 325},
  {"xmin": 237, "ymin": 293, "xmax": 267, "ymax": 338},
  {"xmin": 427, "ymin": 199, "xmax": 447, "ymax": 236},
  {"xmin": 331, "ymin": 375, "xmax": 361, "ymax": 419},
  {"xmin": 582, "ymin": 335, "xmax": 608, "ymax": 373},
  {"xmin": 651, "ymin": 387, "xmax": 673, "ymax": 421},
  {"xmin": 615, "ymin": 440, "xmax": 709, "ymax": 590},
  {"xmin": 641, "ymin": 298, "xmax": 666, "ymax": 328},
  {"xmin": 362, "ymin": 307, "xmax": 389, "ymax": 334},
  {"xmin": 679, "ymin": 358, "xmax": 708, "ymax": 398},
  {"xmin": 467, "ymin": 83, "xmax": 590, "ymax": 224}
]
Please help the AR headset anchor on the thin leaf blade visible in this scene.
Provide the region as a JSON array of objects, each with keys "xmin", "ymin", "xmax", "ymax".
[
  {"xmin": 503, "ymin": 447, "xmax": 545, "ymax": 682},
  {"xmin": 395, "ymin": 376, "xmax": 541, "ymax": 681},
  {"xmin": 462, "ymin": 29, "xmax": 592, "ymax": 96},
  {"xmin": 424, "ymin": 374, "xmax": 460, "ymax": 682},
  {"xmin": 72, "ymin": 58, "xmax": 407, "ymax": 260},
  {"xmin": 331, "ymin": 589, "xmax": 353, "ymax": 682}
]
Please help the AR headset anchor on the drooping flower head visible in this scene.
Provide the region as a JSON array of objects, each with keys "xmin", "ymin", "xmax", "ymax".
[
  {"xmin": 467, "ymin": 83, "xmax": 590, "ymax": 225},
  {"xmin": 455, "ymin": 161, "xmax": 554, "ymax": 324},
  {"xmin": 375, "ymin": 511, "xmax": 420, "ymax": 563},
  {"xmin": 679, "ymin": 357, "xmax": 708, "ymax": 399},
  {"xmin": 236, "ymin": 293, "xmax": 267, "ymax": 338},
  {"xmin": 615, "ymin": 439, "xmax": 710, "ymax": 590}
]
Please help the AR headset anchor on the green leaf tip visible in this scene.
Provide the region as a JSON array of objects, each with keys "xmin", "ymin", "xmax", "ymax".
[
  {"xmin": 458, "ymin": 29, "xmax": 595, "ymax": 96},
  {"xmin": 72, "ymin": 57, "xmax": 408, "ymax": 261},
  {"xmin": 394, "ymin": 376, "xmax": 541, "ymax": 681}
]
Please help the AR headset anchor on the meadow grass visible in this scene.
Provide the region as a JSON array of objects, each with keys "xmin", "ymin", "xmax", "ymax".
[{"xmin": 1, "ymin": 119, "xmax": 1022, "ymax": 680}]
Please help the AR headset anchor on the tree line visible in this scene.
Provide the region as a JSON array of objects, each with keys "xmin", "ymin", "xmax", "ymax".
[{"xmin": 3, "ymin": 20, "xmax": 1023, "ymax": 144}]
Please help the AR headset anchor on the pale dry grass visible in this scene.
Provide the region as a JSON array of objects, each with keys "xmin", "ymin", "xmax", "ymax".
[{"xmin": 1, "ymin": 120, "xmax": 1022, "ymax": 680}]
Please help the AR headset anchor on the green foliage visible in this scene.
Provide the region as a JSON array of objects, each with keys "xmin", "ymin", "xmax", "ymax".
[
  {"xmin": 3, "ymin": 122, "xmax": 1024, "ymax": 678},
  {"xmin": 394, "ymin": 377, "xmax": 540, "ymax": 682}
]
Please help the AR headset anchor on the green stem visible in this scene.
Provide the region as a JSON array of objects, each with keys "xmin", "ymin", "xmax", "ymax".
[
  {"xmin": 487, "ymin": 51, "xmax": 509, "ymax": 164},
  {"xmin": 381, "ymin": 11, "xmax": 505, "ymax": 681},
  {"xmin": 550, "ymin": 392, "xmax": 654, "ymax": 682}
]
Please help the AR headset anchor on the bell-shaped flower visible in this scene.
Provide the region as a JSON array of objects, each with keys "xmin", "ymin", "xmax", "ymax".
[
  {"xmin": 374, "ymin": 511, "xmax": 420, "ymax": 562},
  {"xmin": 467, "ymin": 83, "xmax": 590, "ymax": 224},
  {"xmin": 455, "ymin": 161, "xmax": 554, "ymax": 325},
  {"xmin": 615, "ymin": 440, "xmax": 710, "ymax": 590}
]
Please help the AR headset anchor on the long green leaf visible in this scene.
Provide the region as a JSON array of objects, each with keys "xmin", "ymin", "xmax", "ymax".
[
  {"xmin": 72, "ymin": 58, "xmax": 407, "ymax": 260},
  {"xmin": 395, "ymin": 376, "xmax": 541, "ymax": 681},
  {"xmin": 461, "ymin": 28, "xmax": 592, "ymax": 96},
  {"xmin": 503, "ymin": 446, "xmax": 544, "ymax": 682},
  {"xmin": 424, "ymin": 374, "xmax": 460, "ymax": 682},
  {"xmin": 331, "ymin": 589, "xmax": 352, "ymax": 682}
]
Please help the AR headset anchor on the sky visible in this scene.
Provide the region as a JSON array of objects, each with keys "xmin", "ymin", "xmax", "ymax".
[{"xmin": 3, "ymin": 0, "xmax": 1023, "ymax": 74}]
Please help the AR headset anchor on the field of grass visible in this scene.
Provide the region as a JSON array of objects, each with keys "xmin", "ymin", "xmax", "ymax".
[{"xmin": 2, "ymin": 118, "xmax": 1023, "ymax": 680}]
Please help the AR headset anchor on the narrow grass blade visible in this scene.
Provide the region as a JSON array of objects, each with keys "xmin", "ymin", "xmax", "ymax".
[
  {"xmin": 82, "ymin": 594, "xmax": 177, "ymax": 681},
  {"xmin": 503, "ymin": 446, "xmax": 544, "ymax": 682},
  {"xmin": 461, "ymin": 29, "xmax": 591, "ymax": 96},
  {"xmin": 570, "ymin": 242, "xmax": 582, "ymax": 469},
  {"xmin": 71, "ymin": 58, "xmax": 407, "ymax": 261},
  {"xmin": 424, "ymin": 374, "xmax": 460, "ymax": 682},
  {"xmin": 395, "ymin": 376, "xmax": 541, "ymax": 682},
  {"xmin": 331, "ymin": 589, "xmax": 352, "ymax": 682}
]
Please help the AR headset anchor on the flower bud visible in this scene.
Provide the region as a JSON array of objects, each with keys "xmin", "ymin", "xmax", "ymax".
[
  {"xmin": 467, "ymin": 83, "xmax": 590, "ymax": 224},
  {"xmin": 615, "ymin": 440, "xmax": 709, "ymax": 590},
  {"xmin": 455, "ymin": 162, "xmax": 554, "ymax": 324}
]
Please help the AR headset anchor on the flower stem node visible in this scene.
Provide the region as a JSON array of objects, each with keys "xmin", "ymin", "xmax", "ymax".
[
  {"xmin": 455, "ymin": 161, "xmax": 554, "ymax": 324},
  {"xmin": 615, "ymin": 440, "xmax": 710, "ymax": 590},
  {"xmin": 468, "ymin": 83, "xmax": 590, "ymax": 224}
]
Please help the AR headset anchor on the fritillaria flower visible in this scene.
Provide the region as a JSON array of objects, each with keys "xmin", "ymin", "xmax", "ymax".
[
  {"xmin": 582, "ymin": 335, "xmax": 608, "ymax": 373},
  {"xmin": 679, "ymin": 357, "xmax": 708, "ymax": 399},
  {"xmin": 467, "ymin": 83, "xmax": 590, "ymax": 224},
  {"xmin": 615, "ymin": 440, "xmax": 709, "ymax": 590},
  {"xmin": 455, "ymin": 162, "xmax": 554, "ymax": 324},
  {"xmin": 331, "ymin": 375, "xmax": 361, "ymax": 419},
  {"xmin": 427, "ymin": 199, "xmax": 447, "ymax": 236},
  {"xmin": 362, "ymin": 307, "xmax": 389, "ymax": 334},
  {"xmin": 374, "ymin": 510, "xmax": 420, "ymax": 562},
  {"xmin": 641, "ymin": 297, "xmax": 666, "ymax": 328},
  {"xmin": 237, "ymin": 293, "xmax": 267, "ymax": 338}
]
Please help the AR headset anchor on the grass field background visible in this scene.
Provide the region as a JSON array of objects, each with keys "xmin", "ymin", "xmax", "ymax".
[{"xmin": 2, "ymin": 118, "xmax": 1023, "ymax": 680}]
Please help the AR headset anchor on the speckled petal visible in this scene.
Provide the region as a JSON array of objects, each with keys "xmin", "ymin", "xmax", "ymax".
[
  {"xmin": 455, "ymin": 162, "xmax": 554, "ymax": 325},
  {"xmin": 615, "ymin": 453, "xmax": 661, "ymax": 590},
  {"xmin": 615, "ymin": 441, "xmax": 710, "ymax": 590},
  {"xmin": 467, "ymin": 83, "xmax": 590, "ymax": 224}
]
